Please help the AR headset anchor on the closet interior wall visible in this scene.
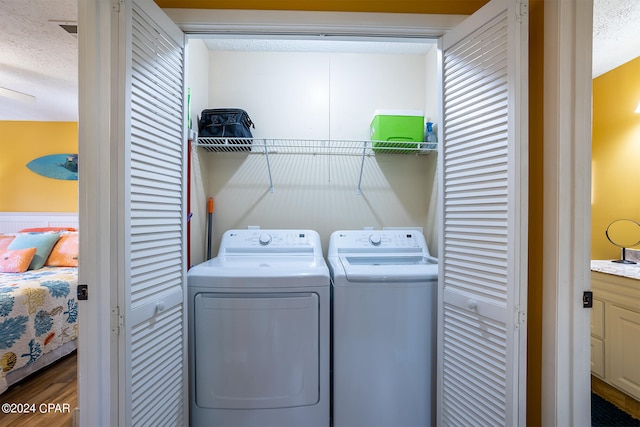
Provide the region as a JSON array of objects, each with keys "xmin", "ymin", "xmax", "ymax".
[{"xmin": 187, "ymin": 38, "xmax": 440, "ymax": 263}]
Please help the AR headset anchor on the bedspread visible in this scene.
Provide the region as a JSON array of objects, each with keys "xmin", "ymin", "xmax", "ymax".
[{"xmin": 0, "ymin": 267, "xmax": 78, "ymax": 394}]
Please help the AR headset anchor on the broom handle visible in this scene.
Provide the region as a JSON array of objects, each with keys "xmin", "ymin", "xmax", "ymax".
[{"xmin": 207, "ymin": 197, "xmax": 214, "ymax": 259}]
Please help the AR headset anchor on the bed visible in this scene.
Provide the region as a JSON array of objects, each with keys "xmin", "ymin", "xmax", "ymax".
[{"xmin": 0, "ymin": 220, "xmax": 78, "ymax": 394}]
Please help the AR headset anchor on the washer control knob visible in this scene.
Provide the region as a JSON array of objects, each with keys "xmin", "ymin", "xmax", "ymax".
[
  {"xmin": 259, "ymin": 234, "xmax": 272, "ymax": 245},
  {"xmin": 369, "ymin": 234, "xmax": 382, "ymax": 246}
]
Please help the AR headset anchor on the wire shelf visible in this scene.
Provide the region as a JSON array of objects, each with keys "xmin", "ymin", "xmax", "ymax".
[
  {"xmin": 195, "ymin": 138, "xmax": 436, "ymax": 156},
  {"xmin": 193, "ymin": 137, "xmax": 436, "ymax": 194}
]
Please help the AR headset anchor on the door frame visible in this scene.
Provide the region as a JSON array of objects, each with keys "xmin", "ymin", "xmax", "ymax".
[
  {"xmin": 78, "ymin": 3, "xmax": 593, "ymax": 424},
  {"xmin": 169, "ymin": 6, "xmax": 594, "ymax": 422},
  {"xmin": 541, "ymin": 0, "xmax": 593, "ymax": 425},
  {"xmin": 78, "ymin": 0, "xmax": 120, "ymax": 425}
]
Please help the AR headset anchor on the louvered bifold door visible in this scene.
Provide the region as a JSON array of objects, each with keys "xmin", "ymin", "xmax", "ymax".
[
  {"xmin": 438, "ymin": 0, "xmax": 528, "ymax": 426},
  {"xmin": 115, "ymin": 0, "xmax": 187, "ymax": 425}
]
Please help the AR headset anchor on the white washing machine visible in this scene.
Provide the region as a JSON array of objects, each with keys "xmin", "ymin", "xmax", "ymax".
[
  {"xmin": 187, "ymin": 229, "xmax": 330, "ymax": 427},
  {"xmin": 328, "ymin": 229, "xmax": 438, "ymax": 427}
]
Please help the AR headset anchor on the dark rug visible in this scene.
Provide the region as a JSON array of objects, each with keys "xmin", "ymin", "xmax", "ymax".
[{"xmin": 592, "ymin": 393, "xmax": 640, "ymax": 427}]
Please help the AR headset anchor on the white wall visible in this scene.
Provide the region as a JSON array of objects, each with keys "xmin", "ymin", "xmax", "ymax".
[
  {"xmin": 207, "ymin": 50, "xmax": 429, "ymax": 140},
  {"xmin": 205, "ymin": 152, "xmax": 434, "ymax": 256},
  {"xmin": 191, "ymin": 47, "xmax": 439, "ymax": 261},
  {"xmin": 187, "ymin": 39, "xmax": 210, "ymax": 266},
  {"xmin": 328, "ymin": 53, "xmax": 428, "ymax": 140},
  {"xmin": 187, "ymin": 39, "xmax": 210, "ymax": 131},
  {"xmin": 423, "ymin": 45, "xmax": 439, "ymax": 255}
]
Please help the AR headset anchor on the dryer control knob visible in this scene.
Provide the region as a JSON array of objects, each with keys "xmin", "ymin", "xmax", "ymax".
[
  {"xmin": 369, "ymin": 234, "xmax": 382, "ymax": 246},
  {"xmin": 259, "ymin": 234, "xmax": 272, "ymax": 245}
]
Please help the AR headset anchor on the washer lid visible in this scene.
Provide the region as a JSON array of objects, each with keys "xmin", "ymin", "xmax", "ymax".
[
  {"xmin": 339, "ymin": 255, "xmax": 438, "ymax": 282},
  {"xmin": 328, "ymin": 229, "xmax": 432, "ymax": 258}
]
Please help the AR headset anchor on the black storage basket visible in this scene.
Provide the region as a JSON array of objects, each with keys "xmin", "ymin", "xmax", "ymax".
[{"xmin": 198, "ymin": 108, "xmax": 255, "ymax": 152}]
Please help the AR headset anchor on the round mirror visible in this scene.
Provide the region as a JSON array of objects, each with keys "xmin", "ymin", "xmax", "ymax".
[{"xmin": 605, "ymin": 219, "xmax": 640, "ymax": 264}]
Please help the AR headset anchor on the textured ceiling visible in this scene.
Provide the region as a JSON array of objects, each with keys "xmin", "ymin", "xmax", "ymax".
[
  {"xmin": 593, "ymin": 0, "xmax": 640, "ymax": 77},
  {"xmin": 0, "ymin": 0, "xmax": 77, "ymax": 122},
  {"xmin": 0, "ymin": 0, "xmax": 637, "ymax": 121}
]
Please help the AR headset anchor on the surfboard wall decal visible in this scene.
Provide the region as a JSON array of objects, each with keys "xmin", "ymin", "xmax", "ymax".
[{"xmin": 26, "ymin": 154, "xmax": 78, "ymax": 180}]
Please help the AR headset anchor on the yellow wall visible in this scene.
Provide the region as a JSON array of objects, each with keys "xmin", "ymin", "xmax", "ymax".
[
  {"xmin": 155, "ymin": 0, "xmax": 488, "ymax": 14},
  {"xmin": 592, "ymin": 56, "xmax": 640, "ymax": 260},
  {"xmin": 0, "ymin": 121, "xmax": 78, "ymax": 212}
]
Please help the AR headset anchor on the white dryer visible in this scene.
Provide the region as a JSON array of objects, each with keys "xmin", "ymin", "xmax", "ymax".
[
  {"xmin": 328, "ymin": 229, "xmax": 438, "ymax": 427},
  {"xmin": 187, "ymin": 229, "xmax": 330, "ymax": 427}
]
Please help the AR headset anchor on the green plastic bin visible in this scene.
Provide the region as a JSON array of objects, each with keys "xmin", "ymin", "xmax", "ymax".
[{"xmin": 370, "ymin": 109, "xmax": 424, "ymax": 153}]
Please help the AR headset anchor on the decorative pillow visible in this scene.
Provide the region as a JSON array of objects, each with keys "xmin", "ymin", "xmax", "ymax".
[
  {"xmin": 46, "ymin": 233, "xmax": 79, "ymax": 267},
  {"xmin": 18, "ymin": 227, "xmax": 77, "ymax": 232},
  {"xmin": 0, "ymin": 235, "xmax": 14, "ymax": 251},
  {"xmin": 0, "ymin": 248, "xmax": 37, "ymax": 273},
  {"xmin": 7, "ymin": 233, "xmax": 61, "ymax": 270}
]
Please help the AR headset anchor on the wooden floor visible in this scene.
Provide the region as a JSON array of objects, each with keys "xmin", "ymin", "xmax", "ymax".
[
  {"xmin": 592, "ymin": 375, "xmax": 640, "ymax": 421},
  {"xmin": 1, "ymin": 351, "xmax": 77, "ymax": 427}
]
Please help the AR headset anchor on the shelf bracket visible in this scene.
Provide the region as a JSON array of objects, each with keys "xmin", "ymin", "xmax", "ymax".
[
  {"xmin": 356, "ymin": 141, "xmax": 367, "ymax": 195},
  {"xmin": 263, "ymin": 140, "xmax": 275, "ymax": 193}
]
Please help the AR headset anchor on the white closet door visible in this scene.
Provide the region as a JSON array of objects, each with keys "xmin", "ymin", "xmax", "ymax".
[
  {"xmin": 115, "ymin": 0, "xmax": 187, "ymax": 425},
  {"xmin": 438, "ymin": 0, "xmax": 528, "ymax": 425}
]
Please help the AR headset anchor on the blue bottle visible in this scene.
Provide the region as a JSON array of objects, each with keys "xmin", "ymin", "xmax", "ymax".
[{"xmin": 425, "ymin": 122, "xmax": 437, "ymax": 149}]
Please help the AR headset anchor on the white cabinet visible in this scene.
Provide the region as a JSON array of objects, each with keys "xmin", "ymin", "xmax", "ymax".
[
  {"xmin": 591, "ymin": 270, "xmax": 640, "ymax": 401},
  {"xmin": 590, "ymin": 298, "xmax": 605, "ymax": 377},
  {"xmin": 606, "ymin": 304, "xmax": 640, "ymax": 398}
]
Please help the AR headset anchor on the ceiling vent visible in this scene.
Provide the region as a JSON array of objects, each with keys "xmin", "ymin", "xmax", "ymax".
[
  {"xmin": 59, "ymin": 24, "xmax": 77, "ymax": 35},
  {"xmin": 49, "ymin": 20, "xmax": 78, "ymax": 38}
]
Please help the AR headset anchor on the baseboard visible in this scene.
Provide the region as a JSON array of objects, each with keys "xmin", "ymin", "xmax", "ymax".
[
  {"xmin": 0, "ymin": 212, "xmax": 78, "ymax": 233},
  {"xmin": 592, "ymin": 375, "xmax": 640, "ymax": 420}
]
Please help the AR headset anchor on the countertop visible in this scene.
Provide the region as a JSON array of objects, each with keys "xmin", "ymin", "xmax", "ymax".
[{"xmin": 591, "ymin": 260, "xmax": 640, "ymax": 281}]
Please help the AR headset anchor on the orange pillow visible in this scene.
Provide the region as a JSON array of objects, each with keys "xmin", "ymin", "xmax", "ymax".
[
  {"xmin": 0, "ymin": 235, "xmax": 14, "ymax": 251},
  {"xmin": 0, "ymin": 247, "xmax": 37, "ymax": 273},
  {"xmin": 46, "ymin": 233, "xmax": 79, "ymax": 267}
]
